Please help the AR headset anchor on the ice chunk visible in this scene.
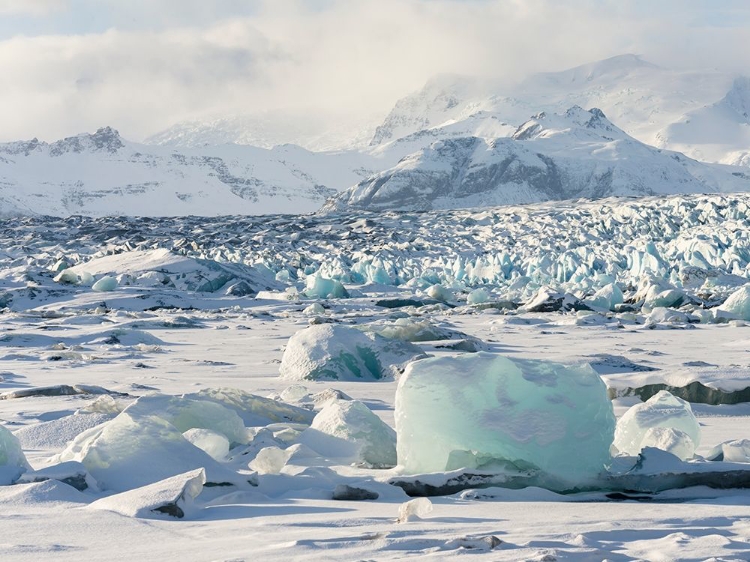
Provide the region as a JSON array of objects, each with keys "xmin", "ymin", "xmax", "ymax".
[
  {"xmin": 467, "ymin": 288, "xmax": 490, "ymax": 305},
  {"xmin": 718, "ymin": 285, "xmax": 750, "ymax": 320},
  {"xmin": 79, "ymin": 395, "xmax": 123, "ymax": 415},
  {"xmin": 65, "ymin": 248, "xmax": 268, "ymax": 293},
  {"xmin": 182, "ymin": 428, "xmax": 230, "ymax": 461},
  {"xmin": 92, "ymin": 275, "xmax": 118, "ymax": 292},
  {"xmin": 186, "ymin": 387, "xmax": 315, "ymax": 427},
  {"xmin": 304, "ymin": 273, "xmax": 349, "ymax": 299},
  {"xmin": 0, "ymin": 423, "xmax": 31, "ymax": 484},
  {"xmin": 646, "ymin": 307, "xmax": 696, "ymax": 327},
  {"xmin": 300, "ymin": 400, "xmax": 397, "ymax": 467},
  {"xmin": 613, "ymin": 391, "xmax": 700, "ymax": 459},
  {"xmin": 89, "ymin": 469, "xmax": 205, "ymax": 519},
  {"xmin": 640, "ymin": 427, "xmax": 695, "ymax": 460},
  {"xmin": 249, "ymin": 446, "xmax": 293, "ymax": 475},
  {"xmin": 13, "ymin": 412, "xmax": 113, "ymax": 451},
  {"xmin": 586, "ymin": 283, "xmax": 624, "ymax": 311},
  {"xmin": 303, "ymin": 303, "xmax": 325, "ymax": 316},
  {"xmin": 125, "ymin": 394, "xmax": 248, "ymax": 445},
  {"xmin": 15, "ymin": 461, "xmax": 97, "ymax": 492},
  {"xmin": 397, "ymin": 497, "xmax": 433, "ymax": 523},
  {"xmin": 706, "ymin": 439, "xmax": 750, "ymax": 462},
  {"xmin": 426, "ymin": 284, "xmax": 452, "ymax": 302},
  {"xmin": 364, "ymin": 318, "xmax": 466, "ymax": 343},
  {"xmin": 57, "ymin": 410, "xmax": 240, "ymax": 492},
  {"xmin": 279, "ymin": 324, "xmax": 426, "ymax": 381},
  {"xmin": 524, "ymin": 287, "xmax": 590, "ymax": 313},
  {"xmin": 642, "ymin": 283, "xmax": 686, "ymax": 312},
  {"xmin": 279, "ymin": 384, "xmax": 311, "ymax": 403},
  {"xmin": 54, "ymin": 268, "xmax": 81, "ymax": 285},
  {"xmin": 395, "ymin": 353, "xmax": 615, "ymax": 481}
]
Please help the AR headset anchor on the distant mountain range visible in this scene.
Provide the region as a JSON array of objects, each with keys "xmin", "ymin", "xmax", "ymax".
[
  {"xmin": 0, "ymin": 127, "xmax": 368, "ymax": 216},
  {"xmin": 1, "ymin": 54, "xmax": 749, "ymax": 216},
  {"xmin": 323, "ymin": 106, "xmax": 750, "ymax": 212}
]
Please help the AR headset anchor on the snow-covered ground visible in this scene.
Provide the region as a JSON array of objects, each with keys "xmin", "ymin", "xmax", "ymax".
[
  {"xmin": 2, "ymin": 197, "xmax": 750, "ymax": 560},
  {"xmin": 2, "ymin": 299, "xmax": 750, "ymax": 561}
]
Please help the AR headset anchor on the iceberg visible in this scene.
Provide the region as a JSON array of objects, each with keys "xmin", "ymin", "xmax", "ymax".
[
  {"xmin": 304, "ymin": 273, "xmax": 349, "ymax": 299},
  {"xmin": 395, "ymin": 353, "xmax": 615, "ymax": 481},
  {"xmin": 467, "ymin": 288, "xmax": 490, "ymax": 305},
  {"xmin": 92, "ymin": 275, "xmax": 118, "ymax": 292},
  {"xmin": 613, "ymin": 391, "xmax": 700, "ymax": 460},
  {"xmin": 280, "ymin": 324, "xmax": 427, "ymax": 381}
]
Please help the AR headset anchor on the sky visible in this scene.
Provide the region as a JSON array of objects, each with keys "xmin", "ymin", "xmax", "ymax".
[{"xmin": 0, "ymin": 0, "xmax": 749, "ymax": 142}]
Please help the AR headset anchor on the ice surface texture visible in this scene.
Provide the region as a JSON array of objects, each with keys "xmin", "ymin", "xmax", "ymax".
[
  {"xmin": 613, "ymin": 391, "xmax": 701, "ymax": 460},
  {"xmin": 395, "ymin": 353, "xmax": 615, "ymax": 481},
  {"xmin": 280, "ymin": 324, "xmax": 426, "ymax": 381},
  {"xmin": 5, "ymin": 195, "xmax": 750, "ymax": 320}
]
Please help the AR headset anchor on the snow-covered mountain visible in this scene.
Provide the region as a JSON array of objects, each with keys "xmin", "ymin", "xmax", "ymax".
[
  {"xmin": 3, "ymin": 54, "xmax": 750, "ymax": 217},
  {"xmin": 323, "ymin": 106, "xmax": 750, "ymax": 213},
  {"xmin": 654, "ymin": 77, "xmax": 750, "ymax": 166},
  {"xmin": 0, "ymin": 127, "xmax": 370, "ymax": 217},
  {"xmin": 145, "ymin": 110, "xmax": 379, "ymax": 152},
  {"xmin": 369, "ymin": 55, "xmax": 737, "ymax": 163}
]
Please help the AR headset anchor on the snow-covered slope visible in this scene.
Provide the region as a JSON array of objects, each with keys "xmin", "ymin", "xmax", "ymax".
[
  {"xmin": 370, "ymin": 55, "xmax": 734, "ymax": 159},
  {"xmin": 145, "ymin": 110, "xmax": 379, "ymax": 152},
  {"xmin": 0, "ymin": 127, "xmax": 370, "ymax": 217},
  {"xmin": 324, "ymin": 107, "xmax": 750, "ymax": 212},
  {"xmin": 655, "ymin": 77, "xmax": 750, "ymax": 165}
]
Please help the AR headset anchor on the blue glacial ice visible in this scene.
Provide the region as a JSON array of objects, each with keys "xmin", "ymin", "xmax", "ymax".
[{"xmin": 395, "ymin": 353, "xmax": 615, "ymax": 482}]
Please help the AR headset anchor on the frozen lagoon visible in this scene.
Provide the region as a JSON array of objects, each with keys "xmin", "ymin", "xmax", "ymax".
[{"xmin": 3, "ymin": 196, "xmax": 750, "ymax": 560}]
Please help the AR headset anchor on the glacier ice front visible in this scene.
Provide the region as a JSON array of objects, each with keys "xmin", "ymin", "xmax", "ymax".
[{"xmin": 395, "ymin": 353, "xmax": 615, "ymax": 482}]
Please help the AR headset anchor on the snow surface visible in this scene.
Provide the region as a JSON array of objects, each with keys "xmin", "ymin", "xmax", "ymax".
[{"xmin": 2, "ymin": 199, "xmax": 750, "ymax": 560}]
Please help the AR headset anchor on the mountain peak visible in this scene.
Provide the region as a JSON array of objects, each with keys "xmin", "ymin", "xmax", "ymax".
[
  {"xmin": 512, "ymin": 106, "xmax": 618, "ymax": 141},
  {"xmin": 520, "ymin": 54, "xmax": 660, "ymax": 91},
  {"xmin": 49, "ymin": 127, "xmax": 124, "ymax": 157},
  {"xmin": 724, "ymin": 76, "xmax": 750, "ymax": 120}
]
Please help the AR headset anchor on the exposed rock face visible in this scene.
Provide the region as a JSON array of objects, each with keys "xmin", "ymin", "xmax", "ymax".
[{"xmin": 324, "ymin": 107, "xmax": 750, "ymax": 213}]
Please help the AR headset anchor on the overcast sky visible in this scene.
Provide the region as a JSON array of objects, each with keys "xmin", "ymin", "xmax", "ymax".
[{"xmin": 0, "ymin": 0, "xmax": 749, "ymax": 142}]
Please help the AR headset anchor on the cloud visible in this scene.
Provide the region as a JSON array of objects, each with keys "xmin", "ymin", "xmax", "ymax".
[
  {"xmin": 0, "ymin": 0, "xmax": 748, "ymax": 142},
  {"xmin": 0, "ymin": 0, "xmax": 63, "ymax": 16}
]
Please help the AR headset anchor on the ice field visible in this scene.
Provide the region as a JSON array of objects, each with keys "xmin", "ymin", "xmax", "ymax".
[{"xmin": 2, "ymin": 194, "xmax": 750, "ymax": 560}]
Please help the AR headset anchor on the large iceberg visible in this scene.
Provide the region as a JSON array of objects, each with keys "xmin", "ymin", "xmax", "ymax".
[
  {"xmin": 395, "ymin": 353, "xmax": 615, "ymax": 481},
  {"xmin": 280, "ymin": 324, "xmax": 427, "ymax": 381},
  {"xmin": 613, "ymin": 390, "xmax": 701, "ymax": 460}
]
